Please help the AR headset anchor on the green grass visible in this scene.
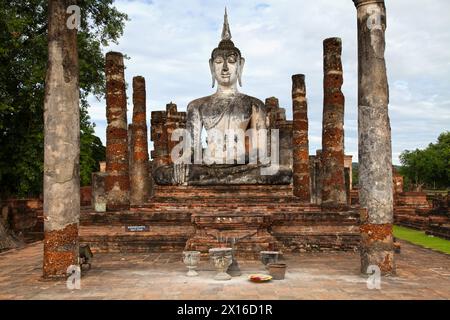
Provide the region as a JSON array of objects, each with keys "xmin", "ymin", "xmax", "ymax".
[{"xmin": 394, "ymin": 225, "xmax": 450, "ymax": 255}]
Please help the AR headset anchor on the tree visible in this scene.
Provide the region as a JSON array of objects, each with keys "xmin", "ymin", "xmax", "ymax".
[
  {"xmin": 352, "ymin": 163, "xmax": 359, "ymax": 188},
  {"xmin": 0, "ymin": 0, "xmax": 127, "ymax": 197},
  {"xmin": 400, "ymin": 132, "xmax": 450, "ymax": 190},
  {"xmin": 80, "ymin": 104, "xmax": 106, "ymax": 186}
]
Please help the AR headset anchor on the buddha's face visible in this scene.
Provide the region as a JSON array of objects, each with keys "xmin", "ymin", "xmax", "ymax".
[{"xmin": 210, "ymin": 51, "xmax": 244, "ymax": 88}]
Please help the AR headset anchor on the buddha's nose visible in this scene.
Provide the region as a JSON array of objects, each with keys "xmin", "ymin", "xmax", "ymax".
[{"xmin": 222, "ymin": 60, "xmax": 229, "ymax": 72}]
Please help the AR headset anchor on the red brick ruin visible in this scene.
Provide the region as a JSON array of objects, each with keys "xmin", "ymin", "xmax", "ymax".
[
  {"xmin": 129, "ymin": 76, "xmax": 150, "ymax": 205},
  {"xmin": 150, "ymin": 104, "xmax": 186, "ymax": 168},
  {"xmin": 292, "ymin": 74, "xmax": 311, "ymax": 202},
  {"xmin": 105, "ymin": 52, "xmax": 130, "ymax": 211},
  {"xmin": 321, "ymin": 37, "xmax": 347, "ymax": 207}
]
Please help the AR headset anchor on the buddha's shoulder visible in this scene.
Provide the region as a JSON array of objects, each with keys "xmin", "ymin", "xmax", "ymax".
[
  {"xmin": 186, "ymin": 93, "xmax": 266, "ymax": 110},
  {"xmin": 186, "ymin": 95, "xmax": 213, "ymax": 110},
  {"xmin": 238, "ymin": 94, "xmax": 265, "ymax": 108}
]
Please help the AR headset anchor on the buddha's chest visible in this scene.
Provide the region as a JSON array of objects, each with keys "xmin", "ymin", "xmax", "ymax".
[{"xmin": 200, "ymin": 101, "xmax": 253, "ymax": 132}]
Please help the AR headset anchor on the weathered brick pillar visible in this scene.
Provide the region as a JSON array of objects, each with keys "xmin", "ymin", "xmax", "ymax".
[
  {"xmin": 43, "ymin": 0, "xmax": 79, "ymax": 278},
  {"xmin": 130, "ymin": 76, "xmax": 150, "ymax": 205},
  {"xmin": 353, "ymin": 0, "xmax": 395, "ymax": 275},
  {"xmin": 292, "ymin": 74, "xmax": 311, "ymax": 202},
  {"xmin": 265, "ymin": 97, "xmax": 279, "ymax": 128},
  {"xmin": 150, "ymin": 111, "xmax": 169, "ymax": 167},
  {"xmin": 105, "ymin": 52, "xmax": 130, "ymax": 211},
  {"xmin": 165, "ymin": 103, "xmax": 179, "ymax": 163},
  {"xmin": 321, "ymin": 38, "xmax": 347, "ymax": 207}
]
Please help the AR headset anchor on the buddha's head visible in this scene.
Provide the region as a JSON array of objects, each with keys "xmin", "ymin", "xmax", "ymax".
[{"xmin": 209, "ymin": 8, "xmax": 245, "ymax": 88}]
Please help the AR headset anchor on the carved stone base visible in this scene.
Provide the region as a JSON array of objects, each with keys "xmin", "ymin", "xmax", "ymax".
[
  {"xmin": 154, "ymin": 164, "xmax": 292, "ymax": 186},
  {"xmin": 186, "ymin": 213, "xmax": 279, "ymax": 258}
]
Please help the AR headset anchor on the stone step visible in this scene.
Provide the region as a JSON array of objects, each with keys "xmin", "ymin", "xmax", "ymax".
[
  {"xmin": 79, "ymin": 224, "xmax": 360, "ymax": 255},
  {"xmin": 79, "ymin": 225, "xmax": 194, "ymax": 253},
  {"xmin": 426, "ymin": 224, "xmax": 450, "ymax": 240},
  {"xmin": 153, "ymin": 185, "xmax": 294, "ymax": 198},
  {"xmin": 395, "ymin": 214, "xmax": 428, "ymax": 230},
  {"xmin": 394, "ymin": 208, "xmax": 417, "ymax": 216},
  {"xmin": 81, "ymin": 208, "xmax": 358, "ymax": 225},
  {"xmin": 275, "ymin": 233, "xmax": 361, "ymax": 252},
  {"xmin": 149, "ymin": 196, "xmax": 301, "ymax": 203},
  {"xmin": 135, "ymin": 203, "xmax": 322, "ymax": 212},
  {"xmin": 80, "ymin": 210, "xmax": 192, "ymax": 226},
  {"xmin": 273, "ymin": 211, "xmax": 359, "ymax": 225},
  {"xmin": 80, "ymin": 205, "xmax": 358, "ymax": 225}
]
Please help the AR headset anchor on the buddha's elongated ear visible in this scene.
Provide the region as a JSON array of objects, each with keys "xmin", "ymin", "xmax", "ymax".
[
  {"xmin": 238, "ymin": 57, "xmax": 245, "ymax": 87},
  {"xmin": 209, "ymin": 58, "xmax": 216, "ymax": 88}
]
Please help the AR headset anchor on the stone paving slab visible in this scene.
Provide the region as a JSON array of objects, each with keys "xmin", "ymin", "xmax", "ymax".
[{"xmin": 0, "ymin": 241, "xmax": 449, "ymax": 300}]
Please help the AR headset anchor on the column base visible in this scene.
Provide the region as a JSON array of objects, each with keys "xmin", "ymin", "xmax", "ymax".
[
  {"xmin": 360, "ymin": 223, "xmax": 396, "ymax": 276},
  {"xmin": 43, "ymin": 223, "xmax": 79, "ymax": 279},
  {"xmin": 360, "ymin": 247, "xmax": 395, "ymax": 276}
]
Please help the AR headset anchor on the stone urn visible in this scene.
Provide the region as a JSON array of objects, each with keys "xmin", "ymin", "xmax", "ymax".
[
  {"xmin": 182, "ymin": 251, "xmax": 201, "ymax": 277},
  {"xmin": 267, "ymin": 263, "xmax": 287, "ymax": 280},
  {"xmin": 227, "ymin": 249, "xmax": 241, "ymax": 277},
  {"xmin": 209, "ymin": 248, "xmax": 233, "ymax": 281},
  {"xmin": 260, "ymin": 251, "xmax": 279, "ymax": 266}
]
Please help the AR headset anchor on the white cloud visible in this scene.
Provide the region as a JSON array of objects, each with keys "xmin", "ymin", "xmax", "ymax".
[{"xmin": 88, "ymin": 0, "xmax": 450, "ymax": 165}]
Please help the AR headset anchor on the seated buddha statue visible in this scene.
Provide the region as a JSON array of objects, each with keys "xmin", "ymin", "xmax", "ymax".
[{"xmin": 153, "ymin": 9, "xmax": 292, "ymax": 185}]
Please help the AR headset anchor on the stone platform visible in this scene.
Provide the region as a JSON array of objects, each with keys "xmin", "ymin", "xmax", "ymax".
[
  {"xmin": 80, "ymin": 185, "xmax": 360, "ymax": 257},
  {"xmin": 0, "ymin": 241, "xmax": 449, "ymax": 300},
  {"xmin": 394, "ymin": 192, "xmax": 450, "ymax": 239}
]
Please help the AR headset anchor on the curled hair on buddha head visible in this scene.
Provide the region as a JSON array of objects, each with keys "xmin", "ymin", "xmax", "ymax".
[
  {"xmin": 210, "ymin": 7, "xmax": 245, "ymax": 88},
  {"xmin": 211, "ymin": 40, "xmax": 242, "ymax": 60}
]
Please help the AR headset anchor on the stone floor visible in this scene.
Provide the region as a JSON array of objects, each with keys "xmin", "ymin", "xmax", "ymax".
[{"xmin": 0, "ymin": 241, "xmax": 449, "ymax": 300}]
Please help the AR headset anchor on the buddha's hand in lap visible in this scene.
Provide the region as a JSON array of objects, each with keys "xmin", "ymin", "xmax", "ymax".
[{"xmin": 173, "ymin": 163, "xmax": 188, "ymax": 185}]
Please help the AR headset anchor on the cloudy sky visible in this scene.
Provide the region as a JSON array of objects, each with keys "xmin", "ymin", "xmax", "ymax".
[{"xmin": 88, "ymin": 0, "xmax": 450, "ymax": 164}]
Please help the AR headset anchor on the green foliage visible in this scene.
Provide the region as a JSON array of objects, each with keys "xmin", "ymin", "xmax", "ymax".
[
  {"xmin": 0, "ymin": 1, "xmax": 127, "ymax": 196},
  {"xmin": 394, "ymin": 225, "xmax": 450, "ymax": 255},
  {"xmin": 352, "ymin": 163, "xmax": 359, "ymax": 188},
  {"xmin": 80, "ymin": 98, "xmax": 106, "ymax": 186},
  {"xmin": 399, "ymin": 132, "xmax": 450, "ymax": 190}
]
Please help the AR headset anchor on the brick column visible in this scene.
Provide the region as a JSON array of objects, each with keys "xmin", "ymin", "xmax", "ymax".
[
  {"xmin": 353, "ymin": 0, "xmax": 395, "ymax": 275},
  {"xmin": 292, "ymin": 74, "xmax": 311, "ymax": 202},
  {"xmin": 321, "ymin": 37, "xmax": 347, "ymax": 207},
  {"xmin": 130, "ymin": 76, "xmax": 150, "ymax": 205},
  {"xmin": 165, "ymin": 103, "xmax": 179, "ymax": 163},
  {"xmin": 265, "ymin": 97, "xmax": 279, "ymax": 128},
  {"xmin": 150, "ymin": 111, "xmax": 169, "ymax": 167},
  {"xmin": 105, "ymin": 52, "xmax": 130, "ymax": 211}
]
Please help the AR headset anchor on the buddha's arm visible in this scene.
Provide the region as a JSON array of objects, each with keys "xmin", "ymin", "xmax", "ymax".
[
  {"xmin": 251, "ymin": 99, "xmax": 267, "ymax": 131},
  {"xmin": 186, "ymin": 103, "xmax": 203, "ymax": 164},
  {"xmin": 250, "ymin": 100, "xmax": 268, "ymax": 164}
]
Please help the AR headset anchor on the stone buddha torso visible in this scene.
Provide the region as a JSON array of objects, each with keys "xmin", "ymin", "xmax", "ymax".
[
  {"xmin": 187, "ymin": 93, "xmax": 266, "ymax": 165},
  {"xmin": 193, "ymin": 94, "xmax": 262, "ymax": 131}
]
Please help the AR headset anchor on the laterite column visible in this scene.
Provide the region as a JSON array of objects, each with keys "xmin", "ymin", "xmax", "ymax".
[
  {"xmin": 130, "ymin": 76, "xmax": 150, "ymax": 205},
  {"xmin": 292, "ymin": 74, "xmax": 311, "ymax": 202},
  {"xmin": 353, "ymin": 0, "xmax": 395, "ymax": 275},
  {"xmin": 43, "ymin": 0, "xmax": 80, "ymax": 278},
  {"xmin": 321, "ymin": 37, "xmax": 347, "ymax": 207},
  {"xmin": 105, "ymin": 52, "xmax": 130, "ymax": 211},
  {"xmin": 150, "ymin": 111, "xmax": 169, "ymax": 167}
]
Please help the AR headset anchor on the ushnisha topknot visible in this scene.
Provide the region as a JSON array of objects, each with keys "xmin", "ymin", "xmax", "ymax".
[{"xmin": 211, "ymin": 7, "xmax": 242, "ymax": 59}]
